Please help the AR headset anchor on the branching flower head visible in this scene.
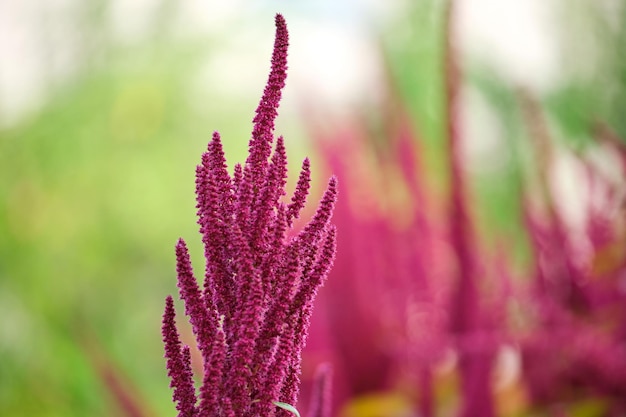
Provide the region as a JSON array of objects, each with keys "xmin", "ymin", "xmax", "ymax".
[{"xmin": 161, "ymin": 14, "xmax": 337, "ymax": 417}]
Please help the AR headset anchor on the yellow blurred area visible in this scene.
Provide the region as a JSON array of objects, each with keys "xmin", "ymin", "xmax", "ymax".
[{"xmin": 340, "ymin": 392, "xmax": 414, "ymax": 417}]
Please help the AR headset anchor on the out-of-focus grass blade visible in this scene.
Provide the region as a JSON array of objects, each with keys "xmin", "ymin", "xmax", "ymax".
[{"xmin": 273, "ymin": 401, "xmax": 301, "ymax": 417}]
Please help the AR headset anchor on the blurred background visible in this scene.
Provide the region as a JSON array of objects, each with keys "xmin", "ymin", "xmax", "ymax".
[{"xmin": 2, "ymin": 0, "xmax": 626, "ymax": 416}]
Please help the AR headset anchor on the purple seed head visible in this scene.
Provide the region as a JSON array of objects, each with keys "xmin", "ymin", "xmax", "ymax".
[{"xmin": 161, "ymin": 14, "xmax": 336, "ymax": 417}]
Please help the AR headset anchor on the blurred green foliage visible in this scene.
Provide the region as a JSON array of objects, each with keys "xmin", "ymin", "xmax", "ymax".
[
  {"xmin": 381, "ymin": 0, "xmax": 448, "ymax": 180},
  {"xmin": 548, "ymin": 0, "xmax": 626, "ymax": 142},
  {"xmin": 379, "ymin": 0, "xmax": 532, "ymax": 263}
]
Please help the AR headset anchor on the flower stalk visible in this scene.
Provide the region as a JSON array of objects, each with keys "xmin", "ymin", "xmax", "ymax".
[{"xmin": 161, "ymin": 14, "xmax": 337, "ymax": 417}]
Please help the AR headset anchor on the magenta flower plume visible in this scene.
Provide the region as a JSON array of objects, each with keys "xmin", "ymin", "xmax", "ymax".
[
  {"xmin": 161, "ymin": 14, "xmax": 337, "ymax": 417},
  {"xmin": 162, "ymin": 296, "xmax": 199, "ymax": 417},
  {"xmin": 305, "ymin": 364, "xmax": 333, "ymax": 417}
]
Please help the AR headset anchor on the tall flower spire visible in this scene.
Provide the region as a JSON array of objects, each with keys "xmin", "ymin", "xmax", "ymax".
[{"xmin": 161, "ymin": 14, "xmax": 337, "ymax": 417}]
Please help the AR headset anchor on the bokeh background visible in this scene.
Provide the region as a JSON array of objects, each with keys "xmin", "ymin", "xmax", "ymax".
[{"xmin": 2, "ymin": 0, "xmax": 625, "ymax": 416}]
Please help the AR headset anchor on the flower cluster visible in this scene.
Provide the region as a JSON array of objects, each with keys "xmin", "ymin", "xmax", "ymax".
[
  {"xmin": 304, "ymin": 41, "xmax": 626, "ymax": 417},
  {"xmin": 161, "ymin": 14, "xmax": 337, "ymax": 417},
  {"xmin": 519, "ymin": 98, "xmax": 626, "ymax": 412},
  {"xmin": 304, "ymin": 4, "xmax": 503, "ymax": 415}
]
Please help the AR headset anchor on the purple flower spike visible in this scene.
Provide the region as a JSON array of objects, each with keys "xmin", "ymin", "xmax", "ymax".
[
  {"xmin": 239, "ymin": 14, "xmax": 289, "ymax": 224},
  {"xmin": 175, "ymin": 239, "xmax": 214, "ymax": 355},
  {"xmin": 250, "ymin": 14, "xmax": 289, "ymax": 165},
  {"xmin": 161, "ymin": 14, "xmax": 336, "ymax": 417},
  {"xmin": 162, "ymin": 296, "xmax": 198, "ymax": 417},
  {"xmin": 306, "ymin": 364, "xmax": 333, "ymax": 417},
  {"xmin": 287, "ymin": 158, "xmax": 311, "ymax": 227}
]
